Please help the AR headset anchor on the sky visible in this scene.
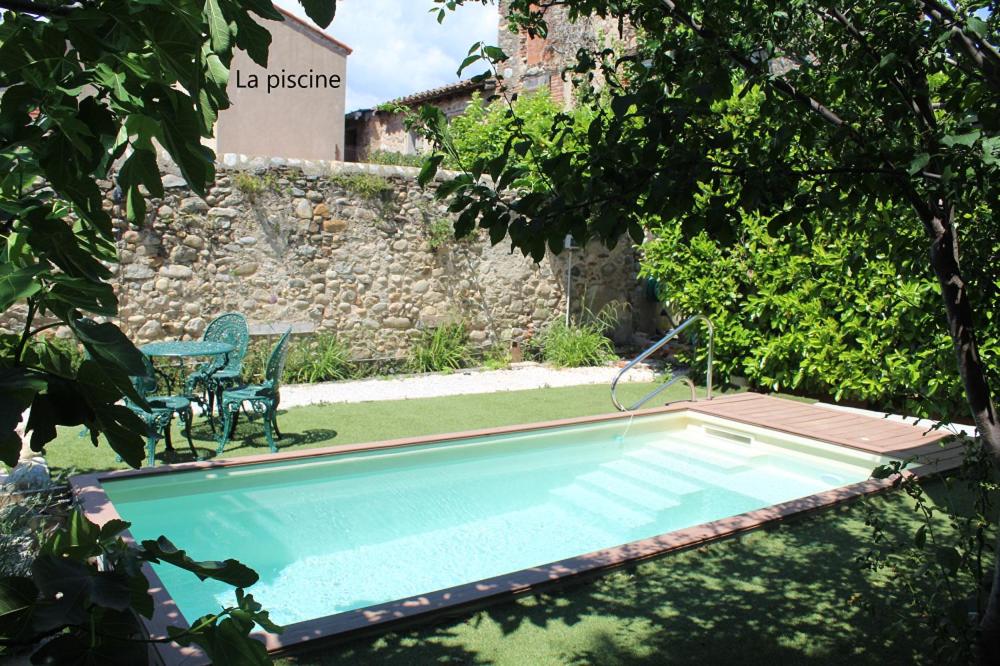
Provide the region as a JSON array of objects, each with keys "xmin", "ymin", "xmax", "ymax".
[{"xmin": 275, "ymin": 0, "xmax": 499, "ymax": 111}]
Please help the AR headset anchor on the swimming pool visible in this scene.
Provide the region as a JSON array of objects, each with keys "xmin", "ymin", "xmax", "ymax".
[{"xmin": 72, "ymin": 395, "xmax": 950, "ymax": 661}]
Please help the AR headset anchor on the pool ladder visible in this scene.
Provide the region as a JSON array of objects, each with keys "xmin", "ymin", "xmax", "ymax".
[{"xmin": 611, "ymin": 314, "xmax": 714, "ymax": 411}]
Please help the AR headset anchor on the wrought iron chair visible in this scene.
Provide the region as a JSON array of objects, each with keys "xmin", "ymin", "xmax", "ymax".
[
  {"xmin": 184, "ymin": 313, "xmax": 250, "ymax": 425},
  {"xmin": 127, "ymin": 354, "xmax": 196, "ymax": 467},
  {"xmin": 216, "ymin": 329, "xmax": 291, "ymax": 455}
]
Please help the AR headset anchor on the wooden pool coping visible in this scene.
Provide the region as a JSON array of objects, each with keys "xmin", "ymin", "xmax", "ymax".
[{"xmin": 69, "ymin": 392, "xmax": 962, "ymax": 665}]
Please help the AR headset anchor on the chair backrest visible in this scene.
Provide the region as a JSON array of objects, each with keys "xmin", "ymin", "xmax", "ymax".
[
  {"xmin": 264, "ymin": 329, "xmax": 292, "ymax": 392},
  {"xmin": 203, "ymin": 313, "xmax": 250, "ymax": 372},
  {"xmin": 129, "ymin": 354, "xmax": 158, "ymax": 399}
]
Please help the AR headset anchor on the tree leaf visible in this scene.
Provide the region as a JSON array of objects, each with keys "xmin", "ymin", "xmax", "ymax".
[
  {"xmin": 936, "ymin": 546, "xmax": 962, "ymax": 574},
  {"xmin": 967, "ymin": 16, "xmax": 988, "ymax": 39},
  {"xmin": 418, "ymin": 154, "xmax": 443, "ymax": 187},
  {"xmin": 90, "ymin": 404, "xmax": 147, "ymax": 469},
  {"xmin": 0, "ymin": 264, "xmax": 45, "ymax": 311},
  {"xmin": 204, "ymin": 0, "xmax": 231, "ymax": 52},
  {"xmin": 0, "ymin": 368, "xmax": 43, "ymax": 467},
  {"xmin": 234, "ymin": 14, "xmax": 273, "ymax": 68},
  {"xmin": 0, "ymin": 576, "xmax": 37, "ymax": 637},
  {"xmin": 297, "ymin": 0, "xmax": 336, "ymax": 28},
  {"xmin": 914, "ymin": 524, "xmax": 927, "ymax": 549},
  {"xmin": 141, "ymin": 537, "xmax": 260, "ymax": 588},
  {"xmin": 908, "ymin": 153, "xmax": 930, "ymax": 176},
  {"xmin": 941, "ymin": 130, "xmax": 980, "ymax": 148},
  {"xmin": 457, "ymin": 54, "xmax": 480, "ymax": 77},
  {"xmin": 69, "ymin": 317, "xmax": 147, "ymax": 378},
  {"xmin": 30, "ymin": 554, "xmax": 132, "ymax": 631}
]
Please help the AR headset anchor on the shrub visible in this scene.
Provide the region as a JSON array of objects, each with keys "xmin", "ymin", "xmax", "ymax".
[
  {"xmin": 407, "ymin": 323, "xmax": 471, "ymax": 373},
  {"xmin": 532, "ymin": 321, "xmax": 615, "ymax": 368},
  {"xmin": 364, "ymin": 150, "xmax": 427, "ymax": 168},
  {"xmin": 531, "ymin": 303, "xmax": 626, "ymax": 368},
  {"xmin": 233, "ymin": 171, "xmax": 264, "ymax": 197},
  {"xmin": 426, "ymin": 218, "xmax": 455, "ymax": 250},
  {"xmin": 640, "ymin": 206, "xmax": 1000, "ymax": 419},
  {"xmin": 243, "ymin": 333, "xmax": 354, "ymax": 384},
  {"xmin": 232, "ymin": 171, "xmax": 284, "ymax": 200},
  {"xmin": 482, "ymin": 344, "xmax": 513, "ymax": 370},
  {"xmin": 331, "ymin": 173, "xmax": 393, "ymax": 200},
  {"xmin": 441, "ymin": 90, "xmax": 594, "ymax": 192},
  {"xmin": 285, "ymin": 333, "xmax": 354, "ymax": 384}
]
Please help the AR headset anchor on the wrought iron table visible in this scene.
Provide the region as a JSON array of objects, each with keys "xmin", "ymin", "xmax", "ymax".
[
  {"xmin": 141, "ymin": 340, "xmax": 235, "ymax": 413},
  {"xmin": 140, "ymin": 340, "xmax": 235, "ymax": 359}
]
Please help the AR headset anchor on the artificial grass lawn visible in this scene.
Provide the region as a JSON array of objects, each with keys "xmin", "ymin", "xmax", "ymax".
[
  {"xmin": 44, "ymin": 381, "xmax": 952, "ymax": 664},
  {"xmin": 44, "ymin": 380, "xmax": 721, "ymax": 474}
]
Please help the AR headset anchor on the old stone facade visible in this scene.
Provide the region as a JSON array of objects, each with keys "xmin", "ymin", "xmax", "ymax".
[
  {"xmin": 497, "ymin": 1, "xmax": 636, "ymax": 105},
  {"xmin": 0, "ymin": 160, "xmax": 646, "ymax": 358},
  {"xmin": 346, "ymin": 3, "xmax": 636, "ymax": 161},
  {"xmin": 345, "ymin": 79, "xmax": 492, "ymax": 162}
]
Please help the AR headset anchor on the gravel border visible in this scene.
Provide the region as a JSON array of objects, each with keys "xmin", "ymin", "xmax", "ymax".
[{"xmin": 278, "ymin": 362, "xmax": 657, "ymax": 408}]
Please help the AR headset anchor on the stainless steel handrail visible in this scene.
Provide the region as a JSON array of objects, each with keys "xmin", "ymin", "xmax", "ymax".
[{"xmin": 611, "ymin": 314, "xmax": 714, "ymax": 411}]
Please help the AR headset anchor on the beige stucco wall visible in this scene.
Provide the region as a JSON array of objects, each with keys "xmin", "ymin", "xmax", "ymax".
[{"xmin": 218, "ymin": 17, "xmax": 348, "ymax": 160}]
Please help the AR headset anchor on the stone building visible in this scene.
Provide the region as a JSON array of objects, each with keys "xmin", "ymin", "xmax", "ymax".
[
  {"xmin": 496, "ymin": 1, "xmax": 636, "ymax": 104},
  {"xmin": 344, "ymin": 78, "xmax": 493, "ymax": 162},
  {"xmin": 345, "ymin": 3, "xmax": 635, "ymax": 161},
  {"xmin": 216, "ymin": 8, "xmax": 352, "ymax": 161}
]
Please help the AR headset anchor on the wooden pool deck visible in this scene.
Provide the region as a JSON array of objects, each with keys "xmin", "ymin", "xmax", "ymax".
[{"xmin": 680, "ymin": 392, "xmax": 962, "ymax": 471}]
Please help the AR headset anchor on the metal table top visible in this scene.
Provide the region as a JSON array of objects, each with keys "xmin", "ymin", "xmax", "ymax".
[{"xmin": 140, "ymin": 340, "xmax": 234, "ymax": 358}]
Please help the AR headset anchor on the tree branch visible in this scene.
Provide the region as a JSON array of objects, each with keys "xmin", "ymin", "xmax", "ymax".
[
  {"xmin": 656, "ymin": 0, "xmax": 866, "ymax": 145},
  {"xmin": 13, "ymin": 298, "xmax": 38, "ymax": 366},
  {"xmin": 653, "ymin": 0, "xmax": 931, "ymax": 219},
  {"xmin": 821, "ymin": 6, "xmax": 930, "ymax": 126},
  {"xmin": 919, "ymin": 0, "xmax": 1000, "ymax": 70},
  {"xmin": 919, "ymin": 1, "xmax": 1000, "ymax": 91}
]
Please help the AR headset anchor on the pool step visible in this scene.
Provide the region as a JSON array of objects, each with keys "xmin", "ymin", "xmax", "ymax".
[
  {"xmin": 550, "ymin": 484, "xmax": 654, "ymax": 529},
  {"xmin": 626, "ymin": 448, "xmax": 752, "ymax": 488},
  {"xmin": 577, "ymin": 470, "xmax": 681, "ymax": 512},
  {"xmin": 601, "ymin": 459, "xmax": 703, "ymax": 496},
  {"xmin": 648, "ymin": 439, "xmax": 764, "ymax": 469}
]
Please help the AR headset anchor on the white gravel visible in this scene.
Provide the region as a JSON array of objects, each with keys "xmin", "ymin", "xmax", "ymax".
[{"xmin": 279, "ymin": 362, "xmax": 656, "ymax": 408}]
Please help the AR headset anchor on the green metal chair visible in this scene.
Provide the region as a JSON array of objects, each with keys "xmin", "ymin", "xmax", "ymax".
[
  {"xmin": 184, "ymin": 313, "xmax": 250, "ymax": 425},
  {"xmin": 216, "ymin": 329, "xmax": 291, "ymax": 455},
  {"xmin": 127, "ymin": 354, "xmax": 197, "ymax": 467}
]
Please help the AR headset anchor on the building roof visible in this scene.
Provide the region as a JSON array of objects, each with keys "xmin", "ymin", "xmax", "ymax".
[
  {"xmin": 388, "ymin": 78, "xmax": 494, "ymax": 107},
  {"xmin": 277, "ymin": 7, "xmax": 353, "ymax": 55}
]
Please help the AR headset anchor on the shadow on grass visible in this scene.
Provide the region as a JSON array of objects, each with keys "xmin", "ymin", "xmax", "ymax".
[
  {"xmin": 154, "ymin": 416, "xmax": 340, "ymax": 464},
  {"xmin": 281, "ymin": 492, "xmax": 947, "ymax": 666}
]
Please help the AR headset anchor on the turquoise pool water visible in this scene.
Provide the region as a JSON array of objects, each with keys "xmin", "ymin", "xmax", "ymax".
[{"xmin": 103, "ymin": 414, "xmax": 876, "ymax": 625}]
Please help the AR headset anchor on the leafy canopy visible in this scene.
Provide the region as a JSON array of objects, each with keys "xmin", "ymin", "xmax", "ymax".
[
  {"xmin": 0, "ymin": 0, "xmax": 336, "ymax": 467},
  {"xmin": 422, "ymin": 0, "xmax": 1000, "ymax": 261},
  {"xmin": 1, "ymin": 1, "xmax": 337, "ymax": 661}
]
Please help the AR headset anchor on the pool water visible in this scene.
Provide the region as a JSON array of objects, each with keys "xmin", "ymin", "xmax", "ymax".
[{"xmin": 103, "ymin": 414, "xmax": 876, "ymax": 625}]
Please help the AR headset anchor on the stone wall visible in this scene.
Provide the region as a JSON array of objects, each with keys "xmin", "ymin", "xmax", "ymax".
[{"xmin": 37, "ymin": 159, "xmax": 646, "ymax": 358}]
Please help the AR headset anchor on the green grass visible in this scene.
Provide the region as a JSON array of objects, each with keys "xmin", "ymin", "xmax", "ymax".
[
  {"xmin": 44, "ymin": 382, "xmax": 952, "ymax": 664},
  {"xmin": 44, "ymin": 381, "xmax": 719, "ymax": 475}
]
